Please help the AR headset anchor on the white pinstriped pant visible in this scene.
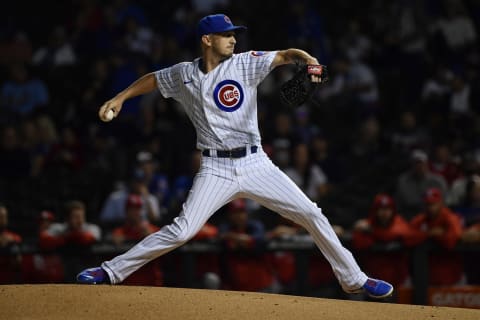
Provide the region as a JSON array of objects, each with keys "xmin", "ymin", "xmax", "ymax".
[{"xmin": 102, "ymin": 147, "xmax": 367, "ymax": 290}]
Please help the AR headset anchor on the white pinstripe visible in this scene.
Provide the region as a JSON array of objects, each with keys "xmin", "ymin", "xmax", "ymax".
[{"xmin": 102, "ymin": 51, "xmax": 368, "ymax": 290}]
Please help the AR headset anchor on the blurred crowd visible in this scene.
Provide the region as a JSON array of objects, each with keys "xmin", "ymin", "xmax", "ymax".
[{"xmin": 1, "ymin": 0, "xmax": 480, "ymax": 298}]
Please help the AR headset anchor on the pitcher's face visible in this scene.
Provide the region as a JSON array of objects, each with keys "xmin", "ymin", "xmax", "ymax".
[{"xmin": 209, "ymin": 31, "xmax": 237, "ymax": 58}]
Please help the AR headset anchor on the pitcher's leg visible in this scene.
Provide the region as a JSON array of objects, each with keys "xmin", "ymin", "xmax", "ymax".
[
  {"xmin": 102, "ymin": 172, "xmax": 238, "ymax": 284},
  {"xmin": 240, "ymin": 158, "xmax": 367, "ymax": 291}
]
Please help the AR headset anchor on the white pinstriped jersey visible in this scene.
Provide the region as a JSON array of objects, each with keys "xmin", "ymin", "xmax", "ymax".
[{"xmin": 154, "ymin": 51, "xmax": 277, "ymax": 150}]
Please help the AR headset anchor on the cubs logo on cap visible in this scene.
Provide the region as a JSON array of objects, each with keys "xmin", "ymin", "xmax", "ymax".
[
  {"xmin": 213, "ymin": 79, "xmax": 244, "ymax": 112},
  {"xmin": 197, "ymin": 14, "xmax": 247, "ymax": 37}
]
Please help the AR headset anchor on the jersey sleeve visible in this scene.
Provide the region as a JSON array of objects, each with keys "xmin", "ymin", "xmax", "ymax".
[
  {"xmin": 237, "ymin": 51, "xmax": 278, "ymax": 86},
  {"xmin": 154, "ymin": 63, "xmax": 184, "ymax": 99}
]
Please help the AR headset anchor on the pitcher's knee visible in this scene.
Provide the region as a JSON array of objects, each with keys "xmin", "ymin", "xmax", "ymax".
[
  {"xmin": 163, "ymin": 216, "xmax": 197, "ymax": 245},
  {"xmin": 157, "ymin": 217, "xmax": 197, "ymax": 246},
  {"xmin": 302, "ymin": 206, "xmax": 329, "ymax": 224}
]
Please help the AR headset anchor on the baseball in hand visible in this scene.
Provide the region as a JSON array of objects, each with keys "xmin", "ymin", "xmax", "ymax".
[{"xmin": 105, "ymin": 109, "xmax": 115, "ymax": 121}]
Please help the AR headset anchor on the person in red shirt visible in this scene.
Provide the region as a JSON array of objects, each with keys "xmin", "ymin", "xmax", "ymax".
[
  {"xmin": 0, "ymin": 203, "xmax": 22, "ymax": 284},
  {"xmin": 219, "ymin": 199, "xmax": 277, "ymax": 292},
  {"xmin": 22, "ymin": 210, "xmax": 65, "ymax": 283},
  {"xmin": 410, "ymin": 187, "xmax": 464, "ymax": 285},
  {"xmin": 39, "ymin": 201, "xmax": 101, "ymax": 250},
  {"xmin": 266, "ymin": 216, "xmax": 301, "ymax": 293},
  {"xmin": 266, "ymin": 216, "xmax": 339, "ymax": 296},
  {"xmin": 37, "ymin": 200, "xmax": 101, "ymax": 281},
  {"xmin": 109, "ymin": 194, "xmax": 162, "ymax": 286},
  {"xmin": 352, "ymin": 193, "xmax": 423, "ymax": 289},
  {"xmin": 191, "ymin": 221, "xmax": 220, "ymax": 289}
]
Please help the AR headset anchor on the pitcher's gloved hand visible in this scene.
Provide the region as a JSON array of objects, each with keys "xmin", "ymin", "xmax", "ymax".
[{"xmin": 279, "ymin": 64, "xmax": 329, "ymax": 108}]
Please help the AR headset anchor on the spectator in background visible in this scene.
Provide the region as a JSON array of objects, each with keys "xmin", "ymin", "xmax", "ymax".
[
  {"xmin": 421, "ymin": 65, "xmax": 453, "ymax": 115},
  {"xmin": 40, "ymin": 200, "xmax": 101, "ymax": 281},
  {"xmin": 410, "ymin": 187, "xmax": 464, "ymax": 286},
  {"xmin": 338, "ymin": 19, "xmax": 372, "ymax": 64},
  {"xmin": 349, "ymin": 116, "xmax": 385, "ymax": 164},
  {"xmin": 431, "ymin": 1, "xmax": 477, "ymax": 58},
  {"xmin": 389, "ymin": 111, "xmax": 430, "ymax": 154},
  {"xmin": 191, "ymin": 221, "xmax": 221, "ymax": 289},
  {"xmin": 284, "ymin": 143, "xmax": 329, "ymax": 202},
  {"xmin": 266, "ymin": 216, "xmax": 301, "ymax": 294},
  {"xmin": 266, "ymin": 214, "xmax": 342, "ymax": 297},
  {"xmin": 317, "ymin": 53, "xmax": 374, "ymax": 126},
  {"xmin": 79, "ymin": 58, "xmax": 111, "ymax": 122},
  {"xmin": 22, "ymin": 210, "xmax": 65, "ymax": 283},
  {"xmin": 0, "ymin": 203, "xmax": 22, "ymax": 284},
  {"xmin": 134, "ymin": 150, "xmax": 170, "ymax": 213},
  {"xmin": 292, "ymin": 106, "xmax": 320, "ymax": 144},
  {"xmin": 39, "ymin": 200, "xmax": 101, "ymax": 251},
  {"xmin": 264, "ymin": 111, "xmax": 298, "ymax": 169},
  {"xmin": 428, "ymin": 143, "xmax": 462, "ymax": 187},
  {"xmin": 310, "ymin": 134, "xmax": 344, "ymax": 184},
  {"xmin": 122, "ymin": 16, "xmax": 155, "ymax": 56},
  {"xmin": 108, "ymin": 194, "xmax": 163, "ymax": 286},
  {"xmin": 0, "ymin": 125, "xmax": 31, "ymax": 179},
  {"xmin": 219, "ymin": 199, "xmax": 277, "ymax": 293},
  {"xmin": 169, "ymin": 150, "xmax": 201, "ymax": 215},
  {"xmin": 100, "ymin": 170, "xmax": 161, "ymax": 227},
  {"xmin": 110, "ymin": 194, "xmax": 159, "ymax": 246},
  {"xmin": 345, "ymin": 56, "xmax": 380, "ymax": 118},
  {"xmin": 0, "ymin": 63, "xmax": 49, "ymax": 119},
  {"xmin": 44, "ymin": 126, "xmax": 85, "ymax": 173},
  {"xmin": 352, "ymin": 194, "xmax": 423, "ymax": 290},
  {"xmin": 448, "ymin": 151, "xmax": 480, "ymax": 207},
  {"xmin": 0, "ymin": 31, "xmax": 32, "ymax": 66},
  {"xmin": 32, "ymin": 26, "xmax": 77, "ymax": 69},
  {"xmin": 395, "ymin": 149, "xmax": 448, "ymax": 219},
  {"xmin": 453, "ymin": 175, "xmax": 480, "ymax": 227},
  {"xmin": 30, "ymin": 115, "xmax": 59, "ymax": 177},
  {"xmin": 449, "ymin": 74, "xmax": 472, "ymax": 117}
]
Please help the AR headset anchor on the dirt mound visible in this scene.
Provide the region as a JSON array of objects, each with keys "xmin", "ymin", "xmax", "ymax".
[{"xmin": 1, "ymin": 285, "xmax": 479, "ymax": 320}]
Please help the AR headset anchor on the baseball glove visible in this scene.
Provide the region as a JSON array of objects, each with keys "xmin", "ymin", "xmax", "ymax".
[{"xmin": 279, "ymin": 64, "xmax": 329, "ymax": 108}]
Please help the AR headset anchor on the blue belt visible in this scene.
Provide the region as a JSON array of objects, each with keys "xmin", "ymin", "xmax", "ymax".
[{"xmin": 202, "ymin": 146, "xmax": 258, "ymax": 158}]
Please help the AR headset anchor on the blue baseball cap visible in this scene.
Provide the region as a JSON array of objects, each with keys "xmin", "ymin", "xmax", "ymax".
[{"xmin": 197, "ymin": 14, "xmax": 247, "ymax": 37}]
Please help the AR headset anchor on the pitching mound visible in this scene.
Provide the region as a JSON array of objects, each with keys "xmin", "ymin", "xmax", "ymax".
[{"xmin": 1, "ymin": 285, "xmax": 479, "ymax": 320}]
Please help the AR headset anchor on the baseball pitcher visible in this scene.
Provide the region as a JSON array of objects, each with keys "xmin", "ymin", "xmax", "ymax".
[{"xmin": 77, "ymin": 14, "xmax": 393, "ymax": 299}]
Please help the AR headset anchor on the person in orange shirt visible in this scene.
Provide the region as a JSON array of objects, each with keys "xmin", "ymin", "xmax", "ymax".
[
  {"xmin": 410, "ymin": 187, "xmax": 464, "ymax": 285},
  {"xmin": 109, "ymin": 194, "xmax": 162, "ymax": 286},
  {"xmin": 352, "ymin": 193, "xmax": 423, "ymax": 289},
  {"xmin": 219, "ymin": 199, "xmax": 277, "ymax": 292},
  {"xmin": 0, "ymin": 203, "xmax": 22, "ymax": 284}
]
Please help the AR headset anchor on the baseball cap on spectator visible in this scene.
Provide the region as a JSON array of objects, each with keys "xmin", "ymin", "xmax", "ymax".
[
  {"xmin": 126, "ymin": 194, "xmax": 143, "ymax": 208},
  {"xmin": 197, "ymin": 14, "xmax": 247, "ymax": 37},
  {"xmin": 227, "ymin": 198, "xmax": 246, "ymax": 212},
  {"xmin": 424, "ymin": 187, "xmax": 443, "ymax": 204},
  {"xmin": 411, "ymin": 149, "xmax": 428, "ymax": 162},
  {"xmin": 372, "ymin": 193, "xmax": 395, "ymax": 210}
]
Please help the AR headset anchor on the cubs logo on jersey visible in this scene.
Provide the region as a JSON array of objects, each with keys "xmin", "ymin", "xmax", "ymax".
[{"xmin": 213, "ymin": 80, "xmax": 244, "ymax": 112}]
